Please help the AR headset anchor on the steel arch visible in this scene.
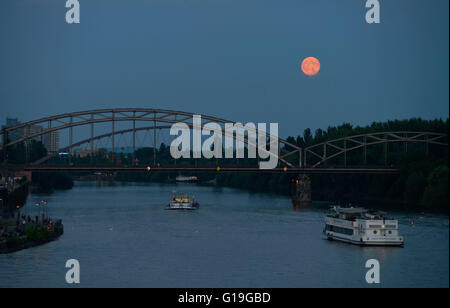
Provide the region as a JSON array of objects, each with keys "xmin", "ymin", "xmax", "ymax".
[
  {"xmin": 304, "ymin": 131, "xmax": 448, "ymax": 167},
  {"xmin": 0, "ymin": 108, "xmax": 303, "ymax": 167}
]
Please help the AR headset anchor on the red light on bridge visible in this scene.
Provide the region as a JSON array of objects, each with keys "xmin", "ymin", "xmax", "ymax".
[
  {"xmin": 283, "ymin": 167, "xmax": 288, "ymax": 172},
  {"xmin": 146, "ymin": 166, "xmax": 151, "ymax": 171}
]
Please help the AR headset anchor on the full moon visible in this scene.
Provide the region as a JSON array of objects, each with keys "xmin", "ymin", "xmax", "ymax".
[{"xmin": 301, "ymin": 57, "xmax": 320, "ymax": 76}]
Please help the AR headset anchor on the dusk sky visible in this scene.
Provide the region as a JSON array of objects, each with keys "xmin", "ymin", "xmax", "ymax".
[{"xmin": 1, "ymin": 0, "xmax": 448, "ymax": 138}]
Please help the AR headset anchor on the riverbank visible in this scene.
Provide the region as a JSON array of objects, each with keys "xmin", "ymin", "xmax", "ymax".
[{"xmin": 0, "ymin": 219, "xmax": 64, "ymax": 254}]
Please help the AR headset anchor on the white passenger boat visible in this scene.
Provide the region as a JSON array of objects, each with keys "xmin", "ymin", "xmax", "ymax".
[
  {"xmin": 323, "ymin": 206, "xmax": 404, "ymax": 247},
  {"xmin": 166, "ymin": 193, "xmax": 199, "ymax": 210}
]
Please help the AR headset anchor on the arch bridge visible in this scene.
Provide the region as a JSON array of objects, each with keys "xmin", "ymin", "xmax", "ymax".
[{"xmin": 0, "ymin": 108, "xmax": 447, "ymax": 175}]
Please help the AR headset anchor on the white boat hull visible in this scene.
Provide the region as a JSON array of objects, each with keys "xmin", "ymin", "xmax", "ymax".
[
  {"xmin": 166, "ymin": 202, "xmax": 199, "ymax": 210},
  {"xmin": 324, "ymin": 231, "xmax": 404, "ymax": 247}
]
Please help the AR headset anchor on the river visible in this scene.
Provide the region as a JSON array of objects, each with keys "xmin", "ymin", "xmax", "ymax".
[{"xmin": 0, "ymin": 182, "xmax": 448, "ymax": 288}]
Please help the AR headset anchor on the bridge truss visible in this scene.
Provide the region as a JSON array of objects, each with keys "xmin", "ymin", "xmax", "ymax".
[
  {"xmin": 0, "ymin": 108, "xmax": 302, "ymax": 168},
  {"xmin": 0, "ymin": 109, "xmax": 447, "ymax": 173},
  {"xmin": 304, "ymin": 131, "xmax": 447, "ymax": 168}
]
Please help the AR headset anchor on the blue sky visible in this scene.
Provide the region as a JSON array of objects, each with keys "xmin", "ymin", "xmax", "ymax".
[{"xmin": 0, "ymin": 0, "xmax": 448, "ymax": 138}]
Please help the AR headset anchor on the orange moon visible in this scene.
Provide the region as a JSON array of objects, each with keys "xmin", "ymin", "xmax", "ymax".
[{"xmin": 301, "ymin": 57, "xmax": 320, "ymax": 76}]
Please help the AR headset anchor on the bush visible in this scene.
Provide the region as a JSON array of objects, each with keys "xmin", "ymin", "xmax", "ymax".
[
  {"xmin": 422, "ymin": 165, "xmax": 449, "ymax": 213},
  {"xmin": 6, "ymin": 236, "xmax": 20, "ymax": 248},
  {"xmin": 404, "ymin": 172, "xmax": 427, "ymax": 207},
  {"xmin": 33, "ymin": 173, "xmax": 74, "ymax": 193},
  {"xmin": 26, "ymin": 227, "xmax": 50, "ymax": 242}
]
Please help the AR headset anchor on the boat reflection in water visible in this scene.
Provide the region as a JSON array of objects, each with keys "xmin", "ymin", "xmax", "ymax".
[{"xmin": 166, "ymin": 192, "xmax": 199, "ymax": 210}]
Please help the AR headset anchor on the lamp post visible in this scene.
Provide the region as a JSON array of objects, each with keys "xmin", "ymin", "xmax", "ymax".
[
  {"xmin": 16, "ymin": 205, "xmax": 20, "ymax": 226},
  {"xmin": 42, "ymin": 200, "xmax": 48, "ymax": 221},
  {"xmin": 35, "ymin": 200, "xmax": 49, "ymax": 224},
  {"xmin": 35, "ymin": 202, "xmax": 41, "ymax": 224}
]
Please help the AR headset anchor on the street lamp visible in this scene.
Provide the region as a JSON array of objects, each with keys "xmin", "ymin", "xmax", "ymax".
[
  {"xmin": 16, "ymin": 205, "xmax": 20, "ymax": 225},
  {"xmin": 35, "ymin": 202, "xmax": 41, "ymax": 223},
  {"xmin": 42, "ymin": 200, "xmax": 48, "ymax": 218},
  {"xmin": 35, "ymin": 200, "xmax": 49, "ymax": 224}
]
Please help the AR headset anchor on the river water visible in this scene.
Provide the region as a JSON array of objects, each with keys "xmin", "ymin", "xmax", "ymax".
[{"xmin": 0, "ymin": 182, "xmax": 448, "ymax": 288}]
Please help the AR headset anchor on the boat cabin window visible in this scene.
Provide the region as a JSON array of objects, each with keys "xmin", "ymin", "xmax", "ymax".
[{"xmin": 325, "ymin": 224, "xmax": 354, "ymax": 236}]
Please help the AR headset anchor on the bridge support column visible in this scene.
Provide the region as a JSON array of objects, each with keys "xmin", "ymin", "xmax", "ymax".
[{"xmin": 292, "ymin": 174, "xmax": 312, "ymax": 206}]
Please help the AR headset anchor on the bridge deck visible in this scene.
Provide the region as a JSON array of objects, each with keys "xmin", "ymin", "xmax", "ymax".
[{"xmin": 16, "ymin": 166, "xmax": 400, "ymax": 174}]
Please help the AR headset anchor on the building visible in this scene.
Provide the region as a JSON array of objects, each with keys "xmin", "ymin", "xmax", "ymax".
[
  {"xmin": 6, "ymin": 118, "xmax": 19, "ymax": 127},
  {"xmin": 2, "ymin": 117, "xmax": 23, "ymax": 143},
  {"xmin": 2, "ymin": 117, "xmax": 59, "ymax": 154},
  {"xmin": 24, "ymin": 124, "xmax": 44, "ymax": 143},
  {"xmin": 43, "ymin": 131, "xmax": 60, "ymax": 154},
  {"xmin": 2, "ymin": 117, "xmax": 44, "ymax": 143}
]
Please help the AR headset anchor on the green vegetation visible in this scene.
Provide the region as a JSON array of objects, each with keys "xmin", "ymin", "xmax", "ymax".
[
  {"xmin": 0, "ymin": 140, "xmax": 74, "ymax": 193},
  {"xmin": 9, "ymin": 185, "xmax": 28, "ymax": 208},
  {"xmin": 32, "ymin": 172, "xmax": 74, "ymax": 193},
  {"xmin": 0, "ymin": 219, "xmax": 16, "ymax": 227},
  {"xmin": 26, "ymin": 226, "xmax": 50, "ymax": 242},
  {"xmin": 4, "ymin": 140, "xmax": 47, "ymax": 164},
  {"xmin": 422, "ymin": 165, "xmax": 449, "ymax": 210},
  {"xmin": 6, "ymin": 236, "xmax": 20, "ymax": 248},
  {"xmin": 2, "ymin": 225, "xmax": 63, "ymax": 253}
]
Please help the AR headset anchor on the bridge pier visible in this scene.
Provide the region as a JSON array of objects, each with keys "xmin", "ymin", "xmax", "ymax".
[{"xmin": 292, "ymin": 174, "xmax": 312, "ymax": 206}]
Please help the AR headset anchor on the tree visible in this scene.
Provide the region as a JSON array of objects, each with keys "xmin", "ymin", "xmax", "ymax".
[
  {"xmin": 422, "ymin": 165, "xmax": 449, "ymax": 212},
  {"xmin": 303, "ymin": 128, "xmax": 313, "ymax": 146},
  {"xmin": 404, "ymin": 172, "xmax": 427, "ymax": 207}
]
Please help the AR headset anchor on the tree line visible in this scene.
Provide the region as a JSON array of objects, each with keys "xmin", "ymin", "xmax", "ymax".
[{"xmin": 1, "ymin": 118, "xmax": 448, "ymax": 213}]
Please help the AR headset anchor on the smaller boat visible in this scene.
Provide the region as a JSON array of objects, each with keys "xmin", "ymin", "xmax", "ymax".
[{"xmin": 166, "ymin": 192, "xmax": 199, "ymax": 210}]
